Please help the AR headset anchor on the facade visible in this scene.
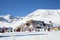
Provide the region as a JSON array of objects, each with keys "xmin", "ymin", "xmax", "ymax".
[
  {"xmin": 26, "ymin": 20, "xmax": 54, "ymax": 32},
  {"xmin": 31, "ymin": 20, "xmax": 45, "ymax": 31},
  {"xmin": 0, "ymin": 27, "xmax": 12, "ymax": 33},
  {"xmin": 32, "ymin": 20, "xmax": 44, "ymax": 28}
]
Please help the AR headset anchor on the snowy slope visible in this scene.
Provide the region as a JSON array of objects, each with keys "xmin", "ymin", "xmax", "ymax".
[{"xmin": 22, "ymin": 9, "xmax": 60, "ymax": 26}]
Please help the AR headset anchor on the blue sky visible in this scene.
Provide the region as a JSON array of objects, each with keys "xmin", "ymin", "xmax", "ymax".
[{"xmin": 0, "ymin": 0, "xmax": 60, "ymax": 17}]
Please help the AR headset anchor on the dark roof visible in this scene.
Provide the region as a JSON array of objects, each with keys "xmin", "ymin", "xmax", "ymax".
[{"xmin": 32, "ymin": 20, "xmax": 44, "ymax": 23}]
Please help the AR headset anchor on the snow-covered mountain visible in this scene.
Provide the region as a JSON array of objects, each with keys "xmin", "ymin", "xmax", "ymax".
[
  {"xmin": 0, "ymin": 14, "xmax": 22, "ymax": 22},
  {"xmin": 22, "ymin": 9, "xmax": 60, "ymax": 26},
  {"xmin": 0, "ymin": 9, "xmax": 60, "ymax": 28},
  {"xmin": 0, "ymin": 14, "xmax": 23, "ymax": 28}
]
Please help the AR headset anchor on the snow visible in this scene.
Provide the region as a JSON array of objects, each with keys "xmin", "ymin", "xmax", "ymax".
[
  {"xmin": 0, "ymin": 9, "xmax": 60, "ymax": 29},
  {"xmin": 0, "ymin": 31, "xmax": 60, "ymax": 40},
  {"xmin": 0, "ymin": 14, "xmax": 22, "ymax": 28},
  {"xmin": 22, "ymin": 9, "xmax": 60, "ymax": 26},
  {"xmin": 0, "ymin": 9, "xmax": 60, "ymax": 40},
  {"xmin": 25, "ymin": 9, "xmax": 60, "ymax": 23}
]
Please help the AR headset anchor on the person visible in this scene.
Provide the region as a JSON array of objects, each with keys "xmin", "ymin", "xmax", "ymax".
[
  {"xmin": 16, "ymin": 27, "xmax": 21, "ymax": 32},
  {"xmin": 48, "ymin": 21, "xmax": 53, "ymax": 31},
  {"xmin": 48, "ymin": 27, "xmax": 50, "ymax": 31},
  {"xmin": 44, "ymin": 24, "xmax": 47, "ymax": 31},
  {"xmin": 2, "ymin": 27, "xmax": 6, "ymax": 33}
]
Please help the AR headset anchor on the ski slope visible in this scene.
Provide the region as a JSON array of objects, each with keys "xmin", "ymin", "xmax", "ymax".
[{"xmin": 0, "ymin": 31, "xmax": 60, "ymax": 40}]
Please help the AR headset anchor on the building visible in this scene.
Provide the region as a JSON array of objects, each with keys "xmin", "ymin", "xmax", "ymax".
[
  {"xmin": 22, "ymin": 20, "xmax": 45, "ymax": 32},
  {"xmin": 0, "ymin": 27, "xmax": 12, "ymax": 33}
]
